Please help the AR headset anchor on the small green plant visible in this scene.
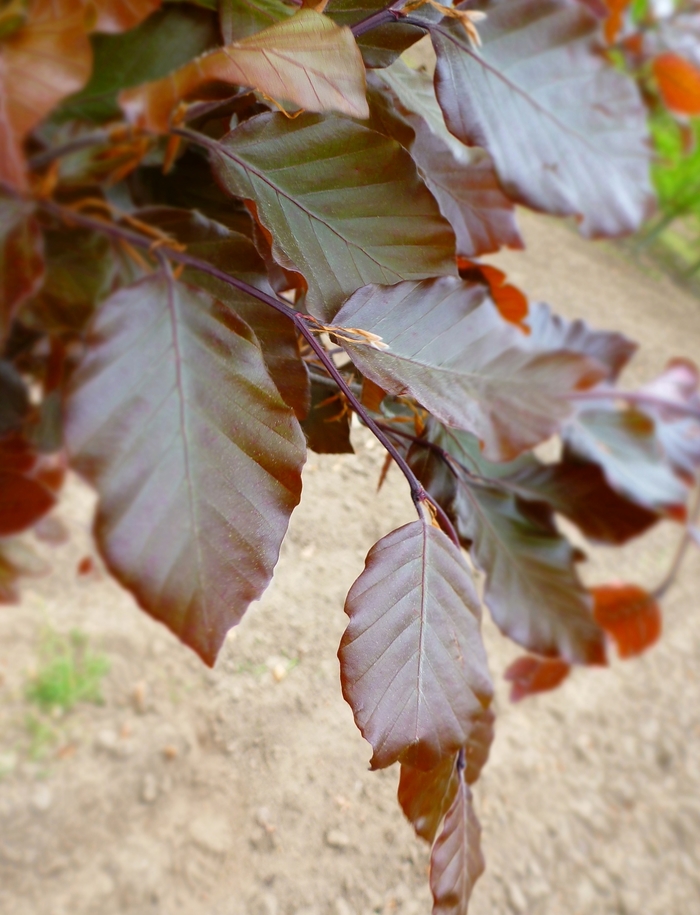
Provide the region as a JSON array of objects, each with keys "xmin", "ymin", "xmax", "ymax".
[{"xmin": 26, "ymin": 629, "xmax": 109, "ymax": 714}]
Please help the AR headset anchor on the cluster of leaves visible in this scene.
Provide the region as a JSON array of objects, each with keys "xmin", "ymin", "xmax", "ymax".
[{"xmin": 2, "ymin": 0, "xmax": 700, "ymax": 910}]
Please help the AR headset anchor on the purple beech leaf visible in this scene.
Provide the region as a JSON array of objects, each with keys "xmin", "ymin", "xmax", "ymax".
[
  {"xmin": 526, "ymin": 301, "xmax": 637, "ymax": 382},
  {"xmin": 430, "ymin": 766, "xmax": 484, "ymax": 915},
  {"xmin": 431, "ymin": 0, "xmax": 654, "ymax": 237},
  {"xmin": 563, "ymin": 406, "xmax": 689, "ymax": 516},
  {"xmin": 135, "ymin": 206, "xmax": 310, "ymax": 420},
  {"xmin": 637, "ymin": 359, "xmax": 700, "ymax": 481},
  {"xmin": 333, "ymin": 277, "xmax": 605, "ymax": 461},
  {"xmin": 370, "ymin": 60, "xmax": 523, "ymax": 257},
  {"xmin": 301, "ymin": 377, "xmax": 355, "ymax": 454},
  {"xmin": 399, "ymin": 706, "xmax": 493, "ymax": 844},
  {"xmin": 65, "ymin": 271, "xmax": 306, "ymax": 666},
  {"xmin": 399, "ymin": 755, "xmax": 460, "ymax": 845},
  {"xmin": 211, "ymin": 112, "xmax": 457, "ymax": 321},
  {"xmin": 339, "ymin": 519, "xmax": 493, "ymax": 771},
  {"xmin": 406, "ymin": 421, "xmax": 606, "ymax": 663}
]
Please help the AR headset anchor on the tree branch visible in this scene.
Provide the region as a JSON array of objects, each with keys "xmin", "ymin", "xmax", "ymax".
[{"xmin": 38, "ymin": 198, "xmax": 460, "ymax": 547}]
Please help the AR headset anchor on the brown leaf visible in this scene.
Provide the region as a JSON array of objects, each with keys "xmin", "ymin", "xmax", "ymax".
[
  {"xmin": 504, "ymin": 655, "xmax": 571, "ymax": 702},
  {"xmin": 0, "ymin": 0, "xmax": 92, "ymax": 189},
  {"xmin": 457, "ymin": 258, "xmax": 528, "ymax": 329},
  {"xmin": 592, "ymin": 583, "xmax": 661, "ymax": 658},
  {"xmin": 654, "ymin": 52, "xmax": 700, "ymax": 116},
  {"xmin": 119, "ymin": 9, "xmax": 369, "ymax": 132}
]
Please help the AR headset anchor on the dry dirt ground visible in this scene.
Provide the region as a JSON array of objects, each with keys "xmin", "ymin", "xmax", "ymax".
[{"xmin": 2, "ymin": 211, "xmax": 700, "ymax": 915}]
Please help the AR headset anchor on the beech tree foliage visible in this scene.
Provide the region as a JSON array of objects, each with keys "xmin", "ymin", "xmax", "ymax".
[{"xmin": 2, "ymin": 0, "xmax": 700, "ymax": 909}]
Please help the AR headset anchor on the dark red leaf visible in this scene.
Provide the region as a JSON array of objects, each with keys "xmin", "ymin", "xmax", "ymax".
[
  {"xmin": 504, "ymin": 655, "xmax": 572, "ymax": 702},
  {"xmin": 339, "ymin": 518, "xmax": 492, "ymax": 770},
  {"xmin": 0, "ymin": 470, "xmax": 55, "ymax": 536},
  {"xmin": 65, "ymin": 271, "xmax": 306, "ymax": 665},
  {"xmin": 398, "ymin": 755, "xmax": 459, "ymax": 845},
  {"xmin": 430, "ymin": 765, "xmax": 484, "ymax": 915},
  {"xmin": 301, "ymin": 378, "xmax": 354, "ymax": 454},
  {"xmin": 592, "ymin": 583, "xmax": 662, "ymax": 658}
]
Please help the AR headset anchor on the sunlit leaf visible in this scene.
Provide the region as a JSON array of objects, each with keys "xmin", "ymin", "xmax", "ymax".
[
  {"xmin": 430, "ymin": 765, "xmax": 484, "ymax": 915},
  {"xmin": 504, "ymin": 655, "xmax": 571, "ymax": 702},
  {"xmin": 0, "ymin": 194, "xmax": 44, "ymax": 343},
  {"xmin": 58, "ymin": 5, "xmax": 219, "ymax": 123},
  {"xmin": 339, "ymin": 519, "xmax": 492, "ymax": 770},
  {"xmin": 0, "ymin": 0, "xmax": 92, "ymax": 188},
  {"xmin": 370, "ymin": 60, "xmax": 522, "ymax": 257},
  {"xmin": 136, "ymin": 206, "xmax": 310, "ymax": 419},
  {"xmin": 431, "ymin": 0, "xmax": 654, "ymax": 236},
  {"xmin": 120, "ymin": 9, "xmax": 369, "ymax": 132},
  {"xmin": 212, "ymin": 113, "xmax": 456, "ymax": 321},
  {"xmin": 334, "ymin": 277, "xmax": 604, "ymax": 461},
  {"xmin": 65, "ymin": 271, "xmax": 306, "ymax": 665},
  {"xmin": 592, "ymin": 583, "xmax": 661, "ymax": 658},
  {"xmin": 653, "ymin": 52, "xmax": 700, "ymax": 117}
]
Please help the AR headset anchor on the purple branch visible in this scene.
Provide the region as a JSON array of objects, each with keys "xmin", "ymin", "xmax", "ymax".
[{"xmin": 39, "ymin": 198, "xmax": 460, "ymax": 548}]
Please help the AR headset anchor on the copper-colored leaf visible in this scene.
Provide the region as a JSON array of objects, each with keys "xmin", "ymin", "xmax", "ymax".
[
  {"xmin": 654, "ymin": 52, "xmax": 700, "ymax": 117},
  {"xmin": 119, "ymin": 9, "xmax": 369, "ymax": 132},
  {"xmin": 0, "ymin": 0, "xmax": 92, "ymax": 189},
  {"xmin": 457, "ymin": 259, "xmax": 528, "ymax": 329},
  {"xmin": 65, "ymin": 272, "xmax": 306, "ymax": 665},
  {"xmin": 399, "ymin": 755, "xmax": 459, "ymax": 845},
  {"xmin": 504, "ymin": 655, "xmax": 571, "ymax": 702},
  {"xmin": 603, "ymin": 0, "xmax": 630, "ymax": 44},
  {"xmin": 398, "ymin": 704, "xmax": 493, "ymax": 845},
  {"xmin": 339, "ymin": 519, "xmax": 492, "ymax": 770},
  {"xmin": 430, "ymin": 766, "xmax": 484, "ymax": 915},
  {"xmin": 592, "ymin": 583, "xmax": 661, "ymax": 658},
  {"xmin": 92, "ymin": 0, "xmax": 162, "ymax": 34}
]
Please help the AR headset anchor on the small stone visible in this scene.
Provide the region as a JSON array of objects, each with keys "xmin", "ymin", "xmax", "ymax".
[
  {"xmin": 325, "ymin": 829, "xmax": 350, "ymax": 850},
  {"xmin": 141, "ymin": 773, "xmax": 158, "ymax": 804},
  {"xmin": 334, "ymin": 898, "xmax": 355, "ymax": 915},
  {"xmin": 272, "ymin": 664, "xmax": 287, "ymax": 683},
  {"xmin": 32, "ymin": 785, "xmax": 53, "ymax": 812},
  {"xmin": 506, "ymin": 881, "xmax": 526, "ymax": 913},
  {"xmin": 162, "ymin": 745, "xmax": 178, "ymax": 760},
  {"xmin": 132, "ymin": 681, "xmax": 148, "ymax": 714},
  {"xmin": 190, "ymin": 815, "xmax": 232, "ymax": 855}
]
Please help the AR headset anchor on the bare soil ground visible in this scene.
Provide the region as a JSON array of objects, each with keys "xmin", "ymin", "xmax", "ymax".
[{"xmin": 1, "ymin": 212, "xmax": 700, "ymax": 915}]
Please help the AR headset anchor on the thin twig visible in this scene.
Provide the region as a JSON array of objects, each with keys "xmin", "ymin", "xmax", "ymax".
[
  {"xmin": 38, "ymin": 198, "xmax": 459, "ymax": 546},
  {"xmin": 653, "ymin": 483, "xmax": 700, "ymax": 600}
]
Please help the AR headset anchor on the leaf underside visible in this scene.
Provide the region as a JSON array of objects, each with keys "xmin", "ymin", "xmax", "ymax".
[{"xmin": 65, "ymin": 272, "xmax": 306, "ymax": 665}]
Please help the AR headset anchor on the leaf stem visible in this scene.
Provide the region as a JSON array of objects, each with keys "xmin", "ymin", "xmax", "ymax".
[
  {"xmin": 350, "ymin": 1, "xmax": 409, "ymax": 38},
  {"xmin": 38, "ymin": 198, "xmax": 459, "ymax": 547},
  {"xmin": 653, "ymin": 482, "xmax": 700, "ymax": 601}
]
